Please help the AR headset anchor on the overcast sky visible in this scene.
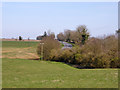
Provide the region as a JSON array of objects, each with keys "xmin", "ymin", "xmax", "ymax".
[{"xmin": 2, "ymin": 2, "xmax": 118, "ymax": 39}]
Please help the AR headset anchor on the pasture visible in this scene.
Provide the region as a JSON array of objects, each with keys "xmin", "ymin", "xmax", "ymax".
[
  {"xmin": 1, "ymin": 41, "xmax": 119, "ymax": 88},
  {"xmin": 2, "ymin": 41, "xmax": 39, "ymax": 59}
]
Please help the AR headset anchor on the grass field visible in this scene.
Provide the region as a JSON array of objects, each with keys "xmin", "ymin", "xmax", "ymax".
[
  {"xmin": 2, "ymin": 41, "xmax": 119, "ymax": 88},
  {"xmin": 2, "ymin": 41, "xmax": 39, "ymax": 59}
]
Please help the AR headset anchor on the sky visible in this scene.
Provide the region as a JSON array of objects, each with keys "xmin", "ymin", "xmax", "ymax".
[
  {"xmin": 2, "ymin": 2, "xmax": 118, "ymax": 39},
  {"xmin": 118, "ymin": 1, "xmax": 120, "ymax": 29}
]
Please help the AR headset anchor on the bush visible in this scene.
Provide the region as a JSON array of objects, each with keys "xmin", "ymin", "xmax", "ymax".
[
  {"xmin": 37, "ymin": 37, "xmax": 61, "ymax": 60},
  {"xmin": 49, "ymin": 49, "xmax": 62, "ymax": 62},
  {"xmin": 68, "ymin": 34, "xmax": 118, "ymax": 68},
  {"xmin": 50, "ymin": 48, "xmax": 75, "ymax": 63},
  {"xmin": 76, "ymin": 35, "xmax": 118, "ymax": 68},
  {"xmin": 60, "ymin": 49, "xmax": 74, "ymax": 63},
  {"xmin": 37, "ymin": 33, "xmax": 119, "ymax": 68}
]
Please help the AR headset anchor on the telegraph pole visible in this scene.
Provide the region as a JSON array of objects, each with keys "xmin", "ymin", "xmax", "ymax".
[{"xmin": 40, "ymin": 43, "xmax": 44, "ymax": 60}]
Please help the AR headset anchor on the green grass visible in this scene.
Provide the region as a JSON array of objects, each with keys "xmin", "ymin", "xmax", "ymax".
[
  {"xmin": 2, "ymin": 58, "xmax": 118, "ymax": 88},
  {"xmin": 2, "ymin": 41, "xmax": 119, "ymax": 88},
  {"xmin": 2, "ymin": 41, "xmax": 39, "ymax": 48}
]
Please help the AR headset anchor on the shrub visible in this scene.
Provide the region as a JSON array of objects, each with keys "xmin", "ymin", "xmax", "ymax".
[
  {"xmin": 49, "ymin": 49, "xmax": 62, "ymax": 62},
  {"xmin": 79, "ymin": 35, "xmax": 118, "ymax": 68},
  {"xmin": 37, "ymin": 33, "xmax": 119, "ymax": 68},
  {"xmin": 37, "ymin": 37, "xmax": 61, "ymax": 60},
  {"xmin": 50, "ymin": 48, "xmax": 74, "ymax": 63},
  {"xmin": 71, "ymin": 35, "xmax": 118, "ymax": 68},
  {"xmin": 60, "ymin": 49, "xmax": 74, "ymax": 63}
]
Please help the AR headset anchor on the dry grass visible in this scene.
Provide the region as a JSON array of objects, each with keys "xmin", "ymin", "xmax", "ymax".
[
  {"xmin": 2, "ymin": 48, "xmax": 39, "ymax": 59},
  {"xmin": 2, "ymin": 41, "xmax": 39, "ymax": 59}
]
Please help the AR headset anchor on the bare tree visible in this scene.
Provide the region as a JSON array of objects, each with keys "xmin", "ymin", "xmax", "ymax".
[{"xmin": 57, "ymin": 32, "xmax": 65, "ymax": 41}]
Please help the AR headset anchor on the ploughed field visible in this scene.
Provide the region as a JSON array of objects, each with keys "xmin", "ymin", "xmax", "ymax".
[{"xmin": 1, "ymin": 41, "xmax": 119, "ymax": 88}]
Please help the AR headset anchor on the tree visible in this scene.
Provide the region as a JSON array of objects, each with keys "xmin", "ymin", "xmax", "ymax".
[
  {"xmin": 56, "ymin": 25, "xmax": 90, "ymax": 45},
  {"xmin": 64, "ymin": 30, "xmax": 71, "ymax": 42},
  {"xmin": 116, "ymin": 29, "xmax": 120, "ymax": 33},
  {"xmin": 57, "ymin": 33, "xmax": 65, "ymax": 41},
  {"xmin": 49, "ymin": 32, "xmax": 55, "ymax": 39},
  {"xmin": 76, "ymin": 25, "xmax": 90, "ymax": 45},
  {"xmin": 36, "ymin": 31, "xmax": 47, "ymax": 40},
  {"xmin": 44, "ymin": 31, "xmax": 47, "ymax": 37},
  {"xmin": 69, "ymin": 31, "xmax": 77, "ymax": 43},
  {"xmin": 19, "ymin": 36, "xmax": 22, "ymax": 41},
  {"xmin": 47, "ymin": 30, "xmax": 55, "ymax": 39}
]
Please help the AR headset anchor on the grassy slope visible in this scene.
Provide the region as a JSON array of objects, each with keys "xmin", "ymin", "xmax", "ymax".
[
  {"xmin": 2, "ymin": 58, "xmax": 118, "ymax": 88},
  {"xmin": 2, "ymin": 41, "xmax": 119, "ymax": 88}
]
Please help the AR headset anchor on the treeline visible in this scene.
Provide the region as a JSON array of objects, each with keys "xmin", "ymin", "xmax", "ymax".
[
  {"xmin": 37, "ymin": 25, "xmax": 120, "ymax": 68},
  {"xmin": 57, "ymin": 25, "xmax": 89, "ymax": 45},
  {"xmin": 36, "ymin": 31, "xmax": 55, "ymax": 40}
]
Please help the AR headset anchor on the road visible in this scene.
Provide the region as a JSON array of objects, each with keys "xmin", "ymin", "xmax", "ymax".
[{"xmin": 59, "ymin": 41, "xmax": 72, "ymax": 49}]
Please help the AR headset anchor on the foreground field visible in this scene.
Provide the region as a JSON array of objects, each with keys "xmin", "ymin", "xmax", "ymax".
[
  {"xmin": 2, "ymin": 58, "xmax": 118, "ymax": 88},
  {"xmin": 2, "ymin": 41, "xmax": 119, "ymax": 88}
]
